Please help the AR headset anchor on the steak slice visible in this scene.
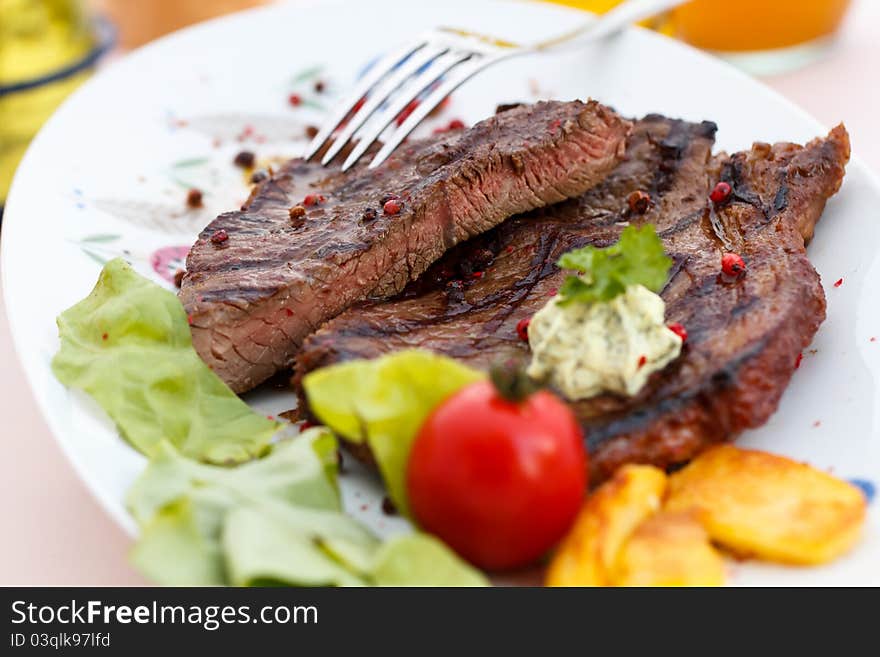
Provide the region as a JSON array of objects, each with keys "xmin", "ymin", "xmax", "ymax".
[
  {"xmin": 298, "ymin": 117, "xmax": 850, "ymax": 483},
  {"xmin": 181, "ymin": 100, "xmax": 630, "ymax": 393}
]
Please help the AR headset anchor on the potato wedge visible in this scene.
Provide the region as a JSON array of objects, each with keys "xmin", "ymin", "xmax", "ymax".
[
  {"xmin": 665, "ymin": 445, "xmax": 866, "ymax": 565},
  {"xmin": 612, "ymin": 511, "xmax": 725, "ymax": 587},
  {"xmin": 546, "ymin": 464, "xmax": 666, "ymax": 586}
]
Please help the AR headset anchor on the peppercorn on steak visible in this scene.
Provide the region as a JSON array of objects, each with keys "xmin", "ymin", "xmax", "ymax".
[
  {"xmin": 297, "ymin": 115, "xmax": 851, "ymax": 483},
  {"xmin": 180, "ymin": 100, "xmax": 630, "ymax": 393}
]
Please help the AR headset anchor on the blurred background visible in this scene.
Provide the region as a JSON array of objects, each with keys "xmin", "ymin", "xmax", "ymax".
[{"xmin": 0, "ymin": 0, "xmax": 864, "ymax": 212}]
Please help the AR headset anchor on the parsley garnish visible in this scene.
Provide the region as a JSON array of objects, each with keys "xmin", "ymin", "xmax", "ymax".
[{"xmin": 556, "ymin": 224, "xmax": 671, "ymax": 305}]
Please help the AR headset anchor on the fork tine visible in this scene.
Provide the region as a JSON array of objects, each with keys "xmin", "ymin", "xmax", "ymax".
[
  {"xmin": 368, "ymin": 55, "xmax": 502, "ymax": 169},
  {"xmin": 340, "ymin": 50, "xmax": 473, "ymax": 172},
  {"xmin": 320, "ymin": 43, "xmax": 450, "ymax": 165},
  {"xmin": 302, "ymin": 37, "xmax": 428, "ymax": 161}
]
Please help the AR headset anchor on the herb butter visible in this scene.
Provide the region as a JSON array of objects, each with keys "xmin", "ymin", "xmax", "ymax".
[{"xmin": 526, "ymin": 284, "xmax": 682, "ymax": 400}]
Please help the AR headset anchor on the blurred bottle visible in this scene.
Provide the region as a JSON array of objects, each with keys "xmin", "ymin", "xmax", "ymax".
[
  {"xmin": 0, "ymin": 0, "xmax": 269, "ymax": 208},
  {"xmin": 0, "ymin": 0, "xmax": 111, "ymax": 207},
  {"xmin": 545, "ymin": 0, "xmax": 852, "ymax": 73}
]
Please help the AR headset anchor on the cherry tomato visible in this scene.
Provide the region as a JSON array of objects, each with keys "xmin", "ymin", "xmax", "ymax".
[{"xmin": 407, "ymin": 379, "xmax": 588, "ymax": 571}]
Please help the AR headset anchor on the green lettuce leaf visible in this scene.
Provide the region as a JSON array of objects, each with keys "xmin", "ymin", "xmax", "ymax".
[
  {"xmin": 222, "ymin": 507, "xmax": 374, "ymax": 587},
  {"xmin": 557, "ymin": 224, "xmax": 672, "ymax": 305},
  {"xmin": 51, "ymin": 258, "xmax": 279, "ymax": 464},
  {"xmin": 126, "ymin": 428, "xmax": 341, "ymax": 525},
  {"xmin": 127, "ymin": 429, "xmax": 485, "ymax": 587},
  {"xmin": 371, "ymin": 534, "xmax": 489, "ymax": 587},
  {"xmin": 130, "ymin": 498, "xmax": 227, "ymax": 586},
  {"xmin": 128, "ymin": 429, "xmax": 370, "ymax": 587},
  {"xmin": 302, "ymin": 350, "xmax": 484, "ymax": 516}
]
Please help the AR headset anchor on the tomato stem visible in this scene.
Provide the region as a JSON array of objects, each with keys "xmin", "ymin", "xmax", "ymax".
[{"xmin": 489, "ymin": 360, "xmax": 540, "ymax": 403}]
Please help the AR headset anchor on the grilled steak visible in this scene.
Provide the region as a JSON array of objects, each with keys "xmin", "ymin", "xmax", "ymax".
[
  {"xmin": 181, "ymin": 100, "xmax": 630, "ymax": 393},
  {"xmin": 298, "ymin": 116, "xmax": 850, "ymax": 483}
]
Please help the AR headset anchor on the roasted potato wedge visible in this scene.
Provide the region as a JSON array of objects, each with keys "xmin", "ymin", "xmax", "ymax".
[
  {"xmin": 546, "ymin": 464, "xmax": 666, "ymax": 586},
  {"xmin": 612, "ymin": 511, "xmax": 725, "ymax": 587},
  {"xmin": 665, "ymin": 445, "xmax": 866, "ymax": 565}
]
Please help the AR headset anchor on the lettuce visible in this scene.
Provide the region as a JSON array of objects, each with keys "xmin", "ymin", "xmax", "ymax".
[
  {"xmin": 222, "ymin": 508, "xmax": 373, "ymax": 587},
  {"xmin": 128, "ymin": 430, "xmax": 354, "ymax": 586},
  {"xmin": 129, "ymin": 498, "xmax": 227, "ymax": 586},
  {"xmin": 51, "ymin": 258, "xmax": 279, "ymax": 464},
  {"xmin": 302, "ymin": 350, "xmax": 484, "ymax": 517},
  {"xmin": 128, "ymin": 429, "xmax": 486, "ymax": 587},
  {"xmin": 371, "ymin": 534, "xmax": 488, "ymax": 587},
  {"xmin": 126, "ymin": 428, "xmax": 341, "ymax": 525}
]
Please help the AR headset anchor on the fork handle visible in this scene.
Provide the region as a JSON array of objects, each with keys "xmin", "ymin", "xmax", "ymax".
[{"xmin": 534, "ymin": 0, "xmax": 685, "ymax": 51}]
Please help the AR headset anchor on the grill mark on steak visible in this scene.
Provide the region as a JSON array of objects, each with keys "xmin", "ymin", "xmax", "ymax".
[
  {"xmin": 296, "ymin": 115, "xmax": 713, "ymax": 385},
  {"xmin": 181, "ymin": 100, "xmax": 630, "ymax": 393},
  {"xmin": 586, "ymin": 127, "xmax": 850, "ymax": 482},
  {"xmin": 297, "ymin": 118, "xmax": 850, "ymax": 484}
]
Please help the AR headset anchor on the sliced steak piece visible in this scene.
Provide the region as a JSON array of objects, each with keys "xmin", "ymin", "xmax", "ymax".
[
  {"xmin": 298, "ymin": 118, "xmax": 850, "ymax": 484},
  {"xmin": 181, "ymin": 100, "xmax": 630, "ymax": 393}
]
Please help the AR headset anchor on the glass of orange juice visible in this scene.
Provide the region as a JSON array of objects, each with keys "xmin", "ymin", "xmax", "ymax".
[
  {"xmin": 546, "ymin": 0, "xmax": 852, "ymax": 74},
  {"xmin": 672, "ymin": 0, "xmax": 851, "ymax": 74}
]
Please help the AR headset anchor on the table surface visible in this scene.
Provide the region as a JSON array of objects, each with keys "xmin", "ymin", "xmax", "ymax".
[{"xmin": 2, "ymin": 0, "xmax": 879, "ymax": 585}]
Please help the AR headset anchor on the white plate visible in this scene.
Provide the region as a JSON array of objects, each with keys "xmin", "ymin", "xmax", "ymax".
[{"xmin": 3, "ymin": 0, "xmax": 878, "ymax": 585}]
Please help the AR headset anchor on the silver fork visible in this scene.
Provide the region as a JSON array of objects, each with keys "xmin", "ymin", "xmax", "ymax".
[{"xmin": 303, "ymin": 0, "xmax": 683, "ymax": 172}]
